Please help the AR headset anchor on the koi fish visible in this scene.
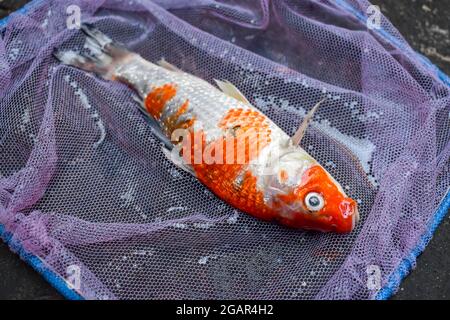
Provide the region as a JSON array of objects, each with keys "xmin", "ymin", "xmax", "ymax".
[{"xmin": 54, "ymin": 24, "xmax": 359, "ymax": 232}]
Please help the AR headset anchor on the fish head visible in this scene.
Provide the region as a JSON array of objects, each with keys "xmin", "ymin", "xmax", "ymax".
[{"xmin": 269, "ymin": 160, "xmax": 359, "ymax": 233}]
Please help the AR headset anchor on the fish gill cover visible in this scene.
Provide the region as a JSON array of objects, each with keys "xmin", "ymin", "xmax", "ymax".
[{"xmin": 0, "ymin": 0, "xmax": 449, "ymax": 299}]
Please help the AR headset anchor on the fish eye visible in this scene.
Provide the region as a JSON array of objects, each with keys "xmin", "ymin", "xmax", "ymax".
[{"xmin": 305, "ymin": 192, "xmax": 324, "ymax": 211}]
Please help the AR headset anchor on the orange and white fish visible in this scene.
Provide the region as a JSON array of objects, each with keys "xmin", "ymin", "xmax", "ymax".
[{"xmin": 55, "ymin": 24, "xmax": 359, "ymax": 233}]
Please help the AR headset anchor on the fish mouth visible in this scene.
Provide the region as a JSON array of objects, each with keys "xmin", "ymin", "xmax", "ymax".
[{"xmin": 338, "ymin": 198, "xmax": 359, "ymax": 232}]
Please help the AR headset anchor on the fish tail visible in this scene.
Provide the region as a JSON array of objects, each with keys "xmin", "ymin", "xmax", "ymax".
[{"xmin": 53, "ymin": 23, "xmax": 131, "ymax": 80}]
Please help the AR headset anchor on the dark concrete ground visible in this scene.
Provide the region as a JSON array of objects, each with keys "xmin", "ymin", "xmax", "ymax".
[{"xmin": 0, "ymin": 0, "xmax": 449, "ymax": 300}]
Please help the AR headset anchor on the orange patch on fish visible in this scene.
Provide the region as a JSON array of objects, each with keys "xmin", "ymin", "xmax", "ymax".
[
  {"xmin": 276, "ymin": 165, "xmax": 356, "ymax": 232},
  {"xmin": 218, "ymin": 108, "xmax": 272, "ymax": 163},
  {"xmin": 165, "ymin": 99, "xmax": 193, "ymax": 133},
  {"xmin": 279, "ymin": 169, "xmax": 288, "ymax": 183},
  {"xmin": 179, "ymin": 108, "xmax": 276, "ymax": 220},
  {"xmin": 145, "ymin": 83, "xmax": 177, "ymax": 119}
]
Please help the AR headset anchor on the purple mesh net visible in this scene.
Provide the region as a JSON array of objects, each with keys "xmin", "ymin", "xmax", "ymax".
[{"xmin": 0, "ymin": 0, "xmax": 449, "ymax": 300}]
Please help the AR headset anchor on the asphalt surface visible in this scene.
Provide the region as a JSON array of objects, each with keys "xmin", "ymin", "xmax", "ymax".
[{"xmin": 0, "ymin": 0, "xmax": 449, "ymax": 300}]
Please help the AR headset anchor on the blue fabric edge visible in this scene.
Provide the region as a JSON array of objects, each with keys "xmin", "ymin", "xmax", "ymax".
[
  {"xmin": 0, "ymin": 0, "xmax": 45, "ymax": 27},
  {"xmin": 375, "ymin": 191, "xmax": 450, "ymax": 299},
  {"xmin": 0, "ymin": 224, "xmax": 83, "ymax": 300},
  {"xmin": 0, "ymin": 0, "xmax": 449, "ymax": 301}
]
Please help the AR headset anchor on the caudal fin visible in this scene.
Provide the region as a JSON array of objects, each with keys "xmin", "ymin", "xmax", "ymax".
[{"xmin": 53, "ymin": 23, "xmax": 130, "ymax": 80}]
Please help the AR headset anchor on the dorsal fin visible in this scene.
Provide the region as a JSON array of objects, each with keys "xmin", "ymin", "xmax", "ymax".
[
  {"xmin": 214, "ymin": 79, "xmax": 251, "ymax": 105},
  {"xmin": 157, "ymin": 58, "xmax": 183, "ymax": 72},
  {"xmin": 290, "ymin": 98, "xmax": 326, "ymax": 146}
]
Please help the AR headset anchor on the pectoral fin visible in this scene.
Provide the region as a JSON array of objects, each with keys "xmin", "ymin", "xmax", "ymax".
[
  {"xmin": 132, "ymin": 94, "xmax": 173, "ymax": 150},
  {"xmin": 290, "ymin": 98, "xmax": 326, "ymax": 146},
  {"xmin": 214, "ymin": 79, "xmax": 251, "ymax": 105}
]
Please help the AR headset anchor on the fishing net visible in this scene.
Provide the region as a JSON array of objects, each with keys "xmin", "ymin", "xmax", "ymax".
[{"xmin": 0, "ymin": 0, "xmax": 449, "ymax": 300}]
